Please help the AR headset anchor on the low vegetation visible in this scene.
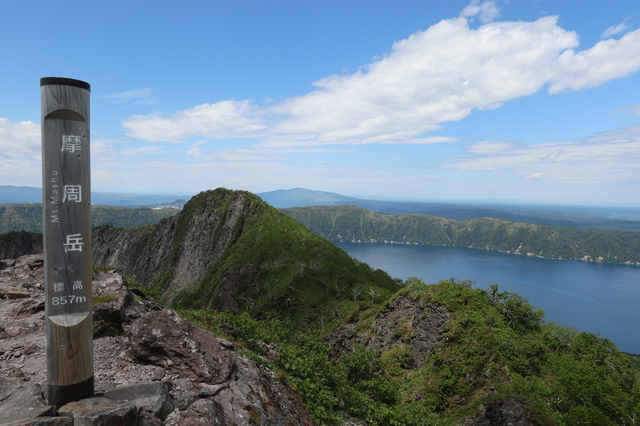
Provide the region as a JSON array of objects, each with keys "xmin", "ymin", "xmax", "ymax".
[{"xmin": 182, "ymin": 278, "xmax": 640, "ymax": 425}]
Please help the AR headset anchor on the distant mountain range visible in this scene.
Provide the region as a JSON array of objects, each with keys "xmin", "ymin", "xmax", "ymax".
[
  {"xmin": 3, "ymin": 185, "xmax": 640, "ymax": 231},
  {"xmin": 259, "ymin": 188, "xmax": 640, "ymax": 232}
]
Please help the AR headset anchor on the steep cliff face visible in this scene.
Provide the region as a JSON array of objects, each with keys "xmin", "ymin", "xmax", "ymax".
[
  {"xmin": 91, "ymin": 188, "xmax": 400, "ymax": 324},
  {"xmin": 91, "ymin": 189, "xmax": 259, "ymax": 306},
  {"xmin": 92, "ymin": 216, "xmax": 178, "ymax": 288},
  {"xmin": 159, "ymin": 189, "xmax": 263, "ymax": 306}
]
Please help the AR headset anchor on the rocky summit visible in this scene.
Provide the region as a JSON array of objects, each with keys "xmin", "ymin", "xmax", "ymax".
[{"xmin": 0, "ymin": 253, "xmax": 313, "ymax": 425}]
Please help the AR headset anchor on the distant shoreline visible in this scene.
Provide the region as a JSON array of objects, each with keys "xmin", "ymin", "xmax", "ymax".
[{"xmin": 335, "ymin": 240, "xmax": 640, "ymax": 266}]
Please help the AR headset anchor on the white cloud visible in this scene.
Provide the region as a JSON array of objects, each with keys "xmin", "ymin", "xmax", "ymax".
[
  {"xmin": 123, "ymin": 100, "xmax": 266, "ymax": 142},
  {"xmin": 121, "ymin": 12, "xmax": 640, "ymax": 151},
  {"xmin": 548, "ymin": 28, "xmax": 640, "ymax": 93},
  {"xmin": 0, "ymin": 118, "xmax": 42, "ymax": 186},
  {"xmin": 269, "ymin": 15, "xmax": 577, "ymax": 143},
  {"xmin": 460, "ymin": 0, "xmax": 501, "ymax": 24},
  {"xmin": 602, "ymin": 19, "xmax": 630, "ymax": 39},
  {"xmin": 445, "ymin": 124, "xmax": 640, "ymax": 184},
  {"xmin": 0, "ymin": 118, "xmax": 40, "ymax": 160}
]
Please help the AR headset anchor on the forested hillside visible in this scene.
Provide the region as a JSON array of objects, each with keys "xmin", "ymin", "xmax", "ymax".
[
  {"xmin": 0, "ymin": 204, "xmax": 179, "ymax": 234},
  {"xmin": 282, "ymin": 205, "xmax": 640, "ymax": 264}
]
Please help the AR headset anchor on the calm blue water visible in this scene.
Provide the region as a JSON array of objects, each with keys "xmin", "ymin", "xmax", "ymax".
[{"xmin": 337, "ymin": 242, "xmax": 640, "ymax": 355}]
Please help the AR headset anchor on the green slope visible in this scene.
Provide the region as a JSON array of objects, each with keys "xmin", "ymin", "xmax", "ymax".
[
  {"xmin": 0, "ymin": 204, "xmax": 179, "ymax": 233},
  {"xmin": 158, "ymin": 190, "xmax": 402, "ymax": 328},
  {"xmin": 184, "ymin": 278, "xmax": 640, "ymax": 425},
  {"xmin": 281, "ymin": 205, "xmax": 640, "ymax": 264},
  {"xmin": 88, "ymin": 189, "xmax": 401, "ymax": 331}
]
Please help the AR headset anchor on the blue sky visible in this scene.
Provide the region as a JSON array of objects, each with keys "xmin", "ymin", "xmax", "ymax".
[{"xmin": 2, "ymin": 0, "xmax": 640, "ymax": 205}]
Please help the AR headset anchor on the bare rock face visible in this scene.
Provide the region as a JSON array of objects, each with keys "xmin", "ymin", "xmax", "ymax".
[
  {"xmin": 129, "ymin": 309, "xmax": 235, "ymax": 384},
  {"xmin": 329, "ymin": 293, "xmax": 452, "ymax": 368},
  {"xmin": 0, "ymin": 231, "xmax": 43, "ymax": 261},
  {"xmin": 129, "ymin": 308, "xmax": 313, "ymax": 425},
  {"xmin": 470, "ymin": 398, "xmax": 535, "ymax": 426},
  {"xmin": 91, "ymin": 216, "xmax": 178, "ymax": 293},
  {"xmin": 91, "ymin": 189, "xmax": 261, "ymax": 308},
  {"xmin": 0, "ymin": 254, "xmax": 314, "ymax": 425}
]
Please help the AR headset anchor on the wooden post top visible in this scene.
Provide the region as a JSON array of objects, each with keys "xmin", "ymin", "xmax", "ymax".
[{"xmin": 40, "ymin": 77, "xmax": 91, "ymax": 91}]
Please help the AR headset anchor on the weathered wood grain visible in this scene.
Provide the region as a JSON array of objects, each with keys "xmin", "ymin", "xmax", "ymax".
[{"xmin": 41, "ymin": 77, "xmax": 93, "ymax": 407}]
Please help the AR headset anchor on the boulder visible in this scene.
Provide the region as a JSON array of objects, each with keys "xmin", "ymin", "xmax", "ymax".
[
  {"xmin": 129, "ymin": 309, "xmax": 315, "ymax": 425},
  {"xmin": 104, "ymin": 382, "xmax": 173, "ymax": 420},
  {"xmin": 0, "ymin": 378, "xmax": 55, "ymax": 425},
  {"xmin": 129, "ymin": 309, "xmax": 234, "ymax": 384},
  {"xmin": 473, "ymin": 398, "xmax": 533, "ymax": 426},
  {"xmin": 58, "ymin": 397, "xmax": 139, "ymax": 425}
]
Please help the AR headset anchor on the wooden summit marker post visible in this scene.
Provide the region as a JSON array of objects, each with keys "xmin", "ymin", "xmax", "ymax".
[{"xmin": 41, "ymin": 77, "xmax": 93, "ymax": 407}]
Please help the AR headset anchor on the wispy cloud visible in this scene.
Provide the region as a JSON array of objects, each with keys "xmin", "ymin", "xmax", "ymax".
[
  {"xmin": 122, "ymin": 10, "xmax": 640, "ymax": 149},
  {"xmin": 602, "ymin": 19, "xmax": 630, "ymax": 39},
  {"xmin": 444, "ymin": 124, "xmax": 640, "ymax": 184},
  {"xmin": 104, "ymin": 87, "xmax": 157, "ymax": 106},
  {"xmin": 117, "ymin": 146, "xmax": 162, "ymax": 156}
]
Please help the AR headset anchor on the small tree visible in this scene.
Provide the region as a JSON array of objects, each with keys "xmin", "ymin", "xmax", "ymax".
[{"xmin": 351, "ymin": 286, "xmax": 364, "ymax": 301}]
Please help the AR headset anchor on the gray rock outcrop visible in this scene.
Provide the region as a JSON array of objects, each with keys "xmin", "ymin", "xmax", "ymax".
[
  {"xmin": 0, "ymin": 253, "xmax": 314, "ymax": 425},
  {"xmin": 0, "ymin": 231, "xmax": 42, "ymax": 261},
  {"xmin": 329, "ymin": 293, "xmax": 452, "ymax": 369},
  {"xmin": 91, "ymin": 189, "xmax": 260, "ymax": 307}
]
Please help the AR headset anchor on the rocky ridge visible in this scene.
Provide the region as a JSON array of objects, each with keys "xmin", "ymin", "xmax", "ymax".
[
  {"xmin": 0, "ymin": 253, "xmax": 313, "ymax": 425},
  {"xmin": 91, "ymin": 189, "xmax": 264, "ymax": 307}
]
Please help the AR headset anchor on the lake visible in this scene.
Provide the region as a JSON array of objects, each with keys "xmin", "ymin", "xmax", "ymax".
[{"xmin": 337, "ymin": 242, "xmax": 640, "ymax": 355}]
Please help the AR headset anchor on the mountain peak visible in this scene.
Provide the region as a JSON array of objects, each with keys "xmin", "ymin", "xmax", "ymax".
[
  {"xmin": 257, "ymin": 187, "xmax": 359, "ymax": 208},
  {"xmin": 92, "ymin": 188, "xmax": 399, "ymax": 328}
]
